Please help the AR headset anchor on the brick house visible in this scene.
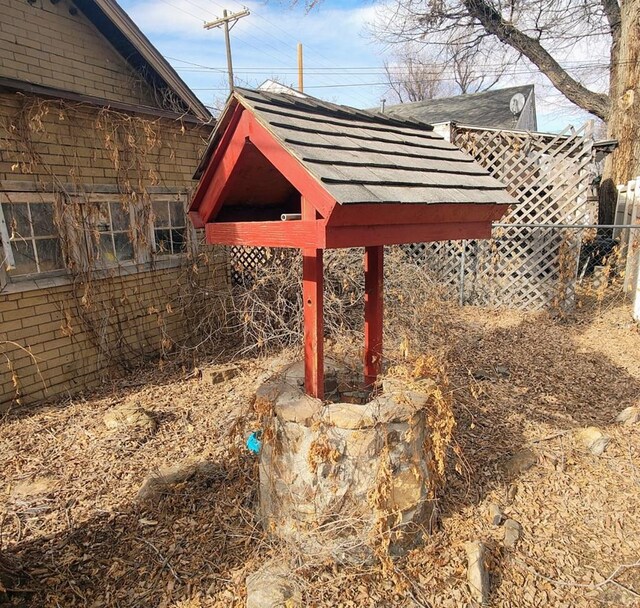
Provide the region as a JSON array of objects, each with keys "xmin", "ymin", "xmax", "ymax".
[{"xmin": 0, "ymin": 0, "xmax": 227, "ymax": 409}]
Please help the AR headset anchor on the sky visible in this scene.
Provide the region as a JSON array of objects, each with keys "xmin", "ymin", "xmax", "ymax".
[{"xmin": 120, "ymin": 0, "xmax": 607, "ymax": 133}]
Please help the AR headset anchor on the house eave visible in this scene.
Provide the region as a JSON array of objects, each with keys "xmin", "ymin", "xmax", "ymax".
[
  {"xmin": 0, "ymin": 77, "xmax": 209, "ymax": 125},
  {"xmin": 75, "ymin": 0, "xmax": 212, "ymax": 122}
]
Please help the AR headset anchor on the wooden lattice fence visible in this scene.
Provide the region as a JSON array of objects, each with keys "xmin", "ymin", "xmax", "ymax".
[
  {"xmin": 227, "ymin": 124, "xmax": 601, "ymax": 312},
  {"xmin": 405, "ymin": 123, "xmax": 598, "ymax": 310}
]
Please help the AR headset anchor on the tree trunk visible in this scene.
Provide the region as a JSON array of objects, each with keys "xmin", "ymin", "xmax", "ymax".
[{"xmin": 599, "ymin": 0, "xmax": 640, "ymax": 223}]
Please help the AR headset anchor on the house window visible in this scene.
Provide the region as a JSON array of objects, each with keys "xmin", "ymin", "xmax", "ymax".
[
  {"xmin": 0, "ymin": 199, "xmax": 64, "ymax": 276},
  {"xmin": 153, "ymin": 198, "xmax": 187, "ymax": 255},
  {"xmin": 89, "ymin": 201, "xmax": 134, "ymax": 264}
]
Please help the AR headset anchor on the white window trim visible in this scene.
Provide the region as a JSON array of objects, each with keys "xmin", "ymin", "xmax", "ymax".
[{"xmin": 0, "ymin": 188, "xmax": 197, "ymax": 293}]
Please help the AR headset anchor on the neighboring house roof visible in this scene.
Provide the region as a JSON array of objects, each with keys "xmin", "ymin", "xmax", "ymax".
[
  {"xmin": 192, "ymin": 87, "xmax": 514, "ymax": 210},
  {"xmin": 384, "ymin": 85, "xmax": 536, "ymax": 131},
  {"xmin": 65, "ymin": 0, "xmax": 210, "ymax": 121},
  {"xmin": 258, "ymin": 79, "xmax": 307, "ymax": 98}
]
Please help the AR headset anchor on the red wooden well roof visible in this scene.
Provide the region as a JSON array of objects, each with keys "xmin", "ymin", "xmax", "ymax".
[{"xmin": 189, "ymin": 88, "xmax": 513, "ymax": 249}]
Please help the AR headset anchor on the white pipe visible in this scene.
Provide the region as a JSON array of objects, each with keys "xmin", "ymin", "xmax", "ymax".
[{"xmin": 281, "ymin": 213, "xmax": 302, "ymax": 221}]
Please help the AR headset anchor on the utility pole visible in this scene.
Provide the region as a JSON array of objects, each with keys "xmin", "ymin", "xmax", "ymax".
[
  {"xmin": 297, "ymin": 42, "xmax": 304, "ymax": 93},
  {"xmin": 203, "ymin": 8, "xmax": 250, "ymax": 93}
]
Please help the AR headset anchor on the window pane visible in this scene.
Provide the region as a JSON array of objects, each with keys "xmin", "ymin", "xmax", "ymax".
[
  {"xmin": 98, "ymin": 233, "xmax": 116, "ymax": 262},
  {"xmin": 171, "ymin": 228, "xmax": 186, "ymax": 254},
  {"xmin": 36, "ymin": 238, "xmax": 64, "ymax": 271},
  {"xmin": 170, "ymin": 200, "xmax": 185, "ymax": 227},
  {"xmin": 113, "ymin": 233, "xmax": 134, "ymax": 261},
  {"xmin": 93, "ymin": 203, "xmax": 111, "ymax": 232},
  {"xmin": 154, "ymin": 228, "xmax": 171, "ymax": 254},
  {"xmin": 30, "ymin": 203, "xmax": 56, "ymax": 237},
  {"xmin": 2, "ymin": 203, "xmax": 31, "ymax": 238},
  {"xmin": 110, "ymin": 202, "xmax": 130, "ymax": 232},
  {"xmin": 10, "ymin": 239, "xmax": 38, "ymax": 275},
  {"xmin": 153, "ymin": 201, "xmax": 170, "ymax": 227}
]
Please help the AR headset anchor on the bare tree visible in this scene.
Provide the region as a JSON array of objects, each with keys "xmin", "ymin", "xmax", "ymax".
[
  {"xmin": 383, "ymin": 38, "xmax": 504, "ymax": 101},
  {"xmin": 383, "ymin": 46, "xmax": 450, "ymax": 103},
  {"xmin": 446, "ymin": 31, "xmax": 506, "ymax": 93},
  {"xmin": 372, "ymin": 0, "xmax": 639, "ymax": 222}
]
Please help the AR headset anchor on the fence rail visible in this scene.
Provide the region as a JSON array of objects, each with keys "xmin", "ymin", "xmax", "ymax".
[{"xmin": 227, "ymin": 174, "xmax": 640, "ymax": 319}]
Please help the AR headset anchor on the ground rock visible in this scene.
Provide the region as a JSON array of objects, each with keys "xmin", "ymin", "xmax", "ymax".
[
  {"xmin": 488, "ymin": 503, "xmax": 503, "ymax": 526},
  {"xmin": 616, "ymin": 406, "xmax": 640, "ymax": 426},
  {"xmin": 246, "ymin": 562, "xmax": 301, "ymax": 608},
  {"xmin": 505, "ymin": 448, "xmax": 537, "ymax": 476},
  {"xmin": 202, "ymin": 364, "xmax": 239, "ymax": 385},
  {"xmin": 503, "ymin": 519, "xmax": 522, "ymax": 549},
  {"xmin": 103, "ymin": 401, "xmax": 156, "ymax": 434},
  {"xmin": 465, "ymin": 541, "xmax": 489, "ymax": 605},
  {"xmin": 576, "ymin": 426, "xmax": 611, "ymax": 456},
  {"xmin": 137, "ymin": 460, "xmax": 215, "ymax": 501}
]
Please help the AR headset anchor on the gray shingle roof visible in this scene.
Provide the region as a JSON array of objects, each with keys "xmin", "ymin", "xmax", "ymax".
[
  {"xmin": 383, "ymin": 85, "xmax": 535, "ymax": 130},
  {"xmin": 198, "ymin": 87, "xmax": 514, "ymax": 207}
]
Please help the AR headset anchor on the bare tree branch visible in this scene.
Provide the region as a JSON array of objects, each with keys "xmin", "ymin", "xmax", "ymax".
[
  {"xmin": 601, "ymin": 0, "xmax": 621, "ymax": 44},
  {"xmin": 461, "ymin": 0, "xmax": 610, "ymax": 118}
]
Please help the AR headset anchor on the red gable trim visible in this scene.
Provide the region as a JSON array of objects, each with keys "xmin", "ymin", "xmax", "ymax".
[{"xmin": 189, "ymin": 102, "xmax": 337, "ymax": 226}]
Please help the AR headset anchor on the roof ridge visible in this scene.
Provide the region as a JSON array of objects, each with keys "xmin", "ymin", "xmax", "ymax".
[
  {"xmin": 235, "ymin": 87, "xmax": 435, "ymax": 132},
  {"xmin": 388, "ymin": 84, "xmax": 535, "ymax": 109}
]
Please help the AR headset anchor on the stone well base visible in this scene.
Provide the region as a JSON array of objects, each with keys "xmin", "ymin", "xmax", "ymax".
[{"xmin": 255, "ymin": 361, "xmax": 436, "ymax": 563}]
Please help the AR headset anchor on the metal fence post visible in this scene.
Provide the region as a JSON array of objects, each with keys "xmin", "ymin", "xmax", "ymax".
[{"xmin": 459, "ymin": 240, "xmax": 466, "ymax": 307}]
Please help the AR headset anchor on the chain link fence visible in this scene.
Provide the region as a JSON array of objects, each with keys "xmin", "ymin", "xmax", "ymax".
[{"xmin": 404, "ymin": 224, "xmax": 640, "ymax": 314}]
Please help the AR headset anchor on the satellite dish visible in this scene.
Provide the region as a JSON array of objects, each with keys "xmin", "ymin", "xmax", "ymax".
[{"xmin": 510, "ymin": 93, "xmax": 526, "ymax": 115}]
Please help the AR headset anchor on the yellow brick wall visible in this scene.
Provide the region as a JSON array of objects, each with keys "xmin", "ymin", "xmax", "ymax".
[
  {"xmin": 0, "ymin": 89, "xmax": 229, "ymax": 410},
  {"xmin": 0, "ymin": 253, "xmax": 229, "ymax": 410},
  {"xmin": 0, "ymin": 92, "xmax": 209, "ymax": 185},
  {"xmin": 0, "ymin": 0, "xmax": 160, "ymax": 107}
]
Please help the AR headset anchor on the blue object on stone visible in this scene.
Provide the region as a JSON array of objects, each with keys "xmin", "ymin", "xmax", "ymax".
[{"xmin": 247, "ymin": 431, "xmax": 262, "ymax": 454}]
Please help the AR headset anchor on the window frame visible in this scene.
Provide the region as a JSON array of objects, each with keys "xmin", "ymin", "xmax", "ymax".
[
  {"xmin": 0, "ymin": 192, "xmax": 67, "ymax": 285},
  {"xmin": 150, "ymin": 194, "xmax": 190, "ymax": 258},
  {"xmin": 0, "ymin": 186, "xmax": 195, "ymax": 293}
]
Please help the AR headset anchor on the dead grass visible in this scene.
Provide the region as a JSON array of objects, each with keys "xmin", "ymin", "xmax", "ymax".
[{"xmin": 1, "ymin": 301, "xmax": 639, "ymax": 607}]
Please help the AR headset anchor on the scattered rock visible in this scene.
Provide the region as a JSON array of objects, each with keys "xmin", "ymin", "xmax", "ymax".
[
  {"xmin": 246, "ymin": 561, "xmax": 301, "ymax": 608},
  {"xmin": 576, "ymin": 426, "xmax": 611, "ymax": 456},
  {"xmin": 616, "ymin": 406, "xmax": 640, "ymax": 426},
  {"xmin": 503, "ymin": 519, "xmax": 522, "ymax": 549},
  {"xmin": 324, "ymin": 402, "xmax": 376, "ymax": 429},
  {"xmin": 202, "ymin": 364, "xmax": 239, "ymax": 385},
  {"xmin": 495, "ymin": 365, "xmax": 510, "ymax": 378},
  {"xmin": 274, "ymin": 390, "xmax": 323, "ymax": 424},
  {"xmin": 465, "ymin": 541, "xmax": 489, "ymax": 605},
  {"xmin": 505, "ymin": 448, "xmax": 537, "ymax": 476},
  {"xmin": 11, "ymin": 476, "xmax": 57, "ymax": 498},
  {"xmin": 103, "ymin": 401, "xmax": 156, "ymax": 434},
  {"xmin": 472, "ymin": 366, "xmax": 509, "ymax": 381},
  {"xmin": 487, "ymin": 503, "xmax": 503, "ymax": 526},
  {"xmin": 137, "ymin": 460, "xmax": 216, "ymax": 501},
  {"xmin": 472, "ymin": 368, "xmax": 495, "ymax": 381}
]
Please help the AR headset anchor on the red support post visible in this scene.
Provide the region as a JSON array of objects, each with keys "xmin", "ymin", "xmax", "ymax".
[
  {"xmin": 364, "ymin": 245, "xmax": 384, "ymax": 388},
  {"xmin": 301, "ymin": 197, "xmax": 324, "ymax": 399},
  {"xmin": 303, "ymin": 248, "xmax": 324, "ymax": 399}
]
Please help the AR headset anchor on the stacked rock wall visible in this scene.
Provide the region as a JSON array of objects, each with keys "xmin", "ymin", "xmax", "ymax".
[{"xmin": 256, "ymin": 362, "xmax": 436, "ymax": 563}]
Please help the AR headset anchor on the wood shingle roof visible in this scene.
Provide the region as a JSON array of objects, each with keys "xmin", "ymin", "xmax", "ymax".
[{"xmin": 203, "ymin": 87, "xmax": 514, "ymax": 207}]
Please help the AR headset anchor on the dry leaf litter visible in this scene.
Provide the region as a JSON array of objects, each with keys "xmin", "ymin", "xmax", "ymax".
[{"xmin": 1, "ymin": 301, "xmax": 640, "ymax": 607}]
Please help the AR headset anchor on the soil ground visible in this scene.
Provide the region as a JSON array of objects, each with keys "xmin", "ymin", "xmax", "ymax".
[{"xmin": 1, "ymin": 300, "xmax": 639, "ymax": 607}]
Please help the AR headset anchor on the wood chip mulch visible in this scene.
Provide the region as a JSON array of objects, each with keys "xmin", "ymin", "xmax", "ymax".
[{"xmin": 1, "ymin": 303, "xmax": 639, "ymax": 607}]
